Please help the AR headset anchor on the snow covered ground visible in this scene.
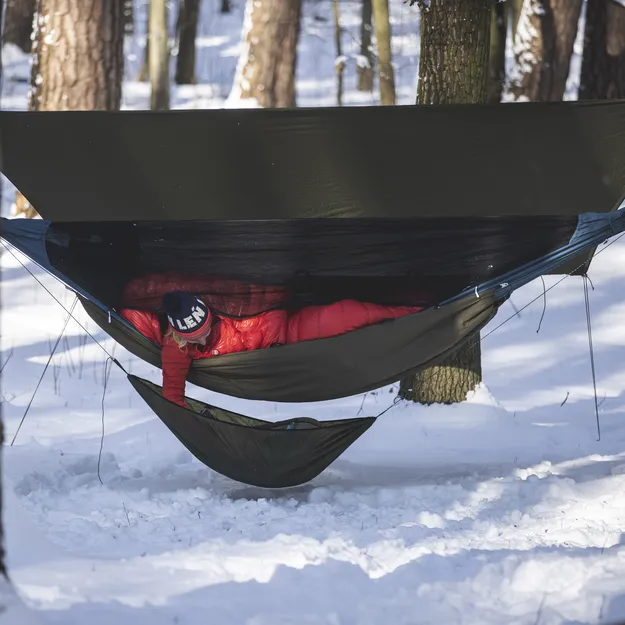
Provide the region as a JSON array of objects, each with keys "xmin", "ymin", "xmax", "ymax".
[{"xmin": 2, "ymin": 1, "xmax": 625, "ymax": 624}]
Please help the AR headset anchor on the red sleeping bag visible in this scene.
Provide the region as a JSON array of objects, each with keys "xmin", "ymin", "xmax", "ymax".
[{"xmin": 120, "ymin": 275, "xmax": 423, "ymax": 406}]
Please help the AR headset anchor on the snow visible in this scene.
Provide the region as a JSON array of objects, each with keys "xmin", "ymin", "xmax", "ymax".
[{"xmin": 3, "ymin": 1, "xmax": 625, "ymax": 623}]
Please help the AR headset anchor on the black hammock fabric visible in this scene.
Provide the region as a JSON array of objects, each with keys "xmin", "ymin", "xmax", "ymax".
[
  {"xmin": 1, "ymin": 100, "xmax": 625, "ymax": 223},
  {"xmin": 81, "ymin": 292, "xmax": 499, "ymax": 402},
  {"xmin": 128, "ymin": 375, "xmax": 375, "ymax": 488},
  {"xmin": 44, "ymin": 216, "xmax": 580, "ymax": 317}
]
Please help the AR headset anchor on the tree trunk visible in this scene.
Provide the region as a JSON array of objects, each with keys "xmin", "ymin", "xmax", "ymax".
[
  {"xmin": 417, "ymin": 0, "xmax": 490, "ymax": 105},
  {"xmin": 508, "ymin": 0, "xmax": 583, "ymax": 101},
  {"xmin": 230, "ymin": 0, "xmax": 302, "ymax": 108},
  {"xmin": 150, "ymin": 0, "xmax": 170, "ymax": 110},
  {"xmin": 30, "ymin": 0, "xmax": 124, "ymax": 110},
  {"xmin": 579, "ymin": 0, "xmax": 625, "ymax": 100},
  {"xmin": 399, "ymin": 330, "xmax": 483, "ymax": 404},
  {"xmin": 221, "ymin": 0, "xmax": 230, "ymax": 12},
  {"xmin": 139, "ymin": 10, "xmax": 150, "ymax": 81},
  {"xmin": 488, "ymin": 0, "xmax": 508, "ymax": 104},
  {"xmin": 333, "ymin": 0, "xmax": 345, "ymax": 105},
  {"xmin": 510, "ymin": 0, "xmax": 525, "ymax": 40},
  {"xmin": 2, "ymin": 0, "xmax": 36, "ymax": 53},
  {"xmin": 175, "ymin": 0, "xmax": 200, "ymax": 85},
  {"xmin": 371, "ymin": 0, "xmax": 395, "ymax": 104},
  {"xmin": 357, "ymin": 0, "xmax": 374, "ymax": 91},
  {"xmin": 14, "ymin": 0, "xmax": 125, "ymax": 218},
  {"xmin": 401, "ymin": 0, "xmax": 490, "ymax": 405},
  {"xmin": 124, "ymin": 0, "xmax": 134, "ymax": 34}
]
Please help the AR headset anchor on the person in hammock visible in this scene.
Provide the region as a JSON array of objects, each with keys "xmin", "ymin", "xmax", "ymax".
[{"xmin": 124, "ymin": 290, "xmax": 421, "ymax": 407}]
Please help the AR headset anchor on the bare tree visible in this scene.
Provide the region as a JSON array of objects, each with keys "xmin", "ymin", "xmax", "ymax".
[
  {"xmin": 400, "ymin": 0, "xmax": 491, "ymax": 405},
  {"xmin": 2, "ymin": 0, "xmax": 36, "ymax": 52},
  {"xmin": 13, "ymin": 0, "xmax": 125, "ymax": 218},
  {"xmin": 175, "ymin": 0, "xmax": 200, "ymax": 85},
  {"xmin": 508, "ymin": 0, "xmax": 583, "ymax": 101},
  {"xmin": 150, "ymin": 0, "xmax": 170, "ymax": 109},
  {"xmin": 579, "ymin": 0, "xmax": 625, "ymax": 100},
  {"xmin": 371, "ymin": 0, "xmax": 395, "ymax": 104},
  {"xmin": 357, "ymin": 0, "xmax": 375, "ymax": 91},
  {"xmin": 333, "ymin": 0, "xmax": 345, "ymax": 105},
  {"xmin": 230, "ymin": 0, "xmax": 302, "ymax": 108}
]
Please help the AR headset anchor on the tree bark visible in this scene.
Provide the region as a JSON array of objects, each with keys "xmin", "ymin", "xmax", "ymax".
[
  {"xmin": 401, "ymin": 0, "xmax": 491, "ymax": 405},
  {"xmin": 357, "ymin": 0, "xmax": 374, "ymax": 91},
  {"xmin": 579, "ymin": 0, "xmax": 625, "ymax": 100},
  {"xmin": 175, "ymin": 0, "xmax": 200, "ymax": 85},
  {"xmin": 230, "ymin": 0, "xmax": 302, "ymax": 108},
  {"xmin": 488, "ymin": 0, "xmax": 508, "ymax": 104},
  {"xmin": 399, "ymin": 330, "xmax": 483, "ymax": 404},
  {"xmin": 150, "ymin": 0, "xmax": 170, "ymax": 110},
  {"xmin": 333, "ymin": 0, "xmax": 345, "ymax": 105},
  {"xmin": 371, "ymin": 0, "xmax": 395, "ymax": 104},
  {"xmin": 14, "ymin": 0, "xmax": 125, "ymax": 218},
  {"xmin": 416, "ymin": 0, "xmax": 490, "ymax": 105},
  {"xmin": 508, "ymin": 0, "xmax": 583, "ymax": 101},
  {"xmin": 30, "ymin": 0, "xmax": 124, "ymax": 110},
  {"xmin": 2, "ymin": 0, "xmax": 36, "ymax": 53}
]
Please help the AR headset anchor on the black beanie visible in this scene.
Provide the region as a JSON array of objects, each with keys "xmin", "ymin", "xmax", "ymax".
[{"xmin": 162, "ymin": 291, "xmax": 211, "ymax": 338}]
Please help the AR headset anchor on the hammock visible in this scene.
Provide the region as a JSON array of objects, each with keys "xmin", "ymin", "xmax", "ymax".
[
  {"xmin": 128, "ymin": 375, "xmax": 375, "ymax": 488},
  {"xmin": 2, "ymin": 102, "xmax": 625, "ymax": 487}
]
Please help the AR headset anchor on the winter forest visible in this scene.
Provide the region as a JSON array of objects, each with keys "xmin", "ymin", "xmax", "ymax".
[{"xmin": 2, "ymin": 0, "xmax": 625, "ymax": 623}]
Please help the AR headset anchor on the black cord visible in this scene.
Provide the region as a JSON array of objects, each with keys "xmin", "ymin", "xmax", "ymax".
[
  {"xmin": 482, "ymin": 231, "xmax": 625, "ymax": 342},
  {"xmin": 97, "ymin": 357, "xmax": 113, "ymax": 485},
  {"xmin": 1, "ymin": 240, "xmax": 127, "ymax": 372},
  {"xmin": 10, "ymin": 297, "xmax": 78, "ymax": 446},
  {"xmin": 583, "ymin": 275, "xmax": 601, "ymax": 441},
  {"xmin": 536, "ymin": 276, "xmax": 547, "ymax": 333}
]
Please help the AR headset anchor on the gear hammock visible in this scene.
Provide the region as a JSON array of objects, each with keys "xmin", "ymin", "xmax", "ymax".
[
  {"xmin": 128, "ymin": 375, "xmax": 376, "ymax": 488},
  {"xmin": 2, "ymin": 101, "xmax": 625, "ymax": 487}
]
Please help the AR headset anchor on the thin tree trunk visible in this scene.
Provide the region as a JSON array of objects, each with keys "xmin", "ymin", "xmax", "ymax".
[
  {"xmin": 401, "ymin": 0, "xmax": 491, "ymax": 405},
  {"xmin": 14, "ymin": 0, "xmax": 125, "ymax": 219},
  {"xmin": 230, "ymin": 0, "xmax": 302, "ymax": 108},
  {"xmin": 221, "ymin": 0, "xmax": 230, "ymax": 12},
  {"xmin": 2, "ymin": 0, "xmax": 36, "ymax": 52},
  {"xmin": 579, "ymin": 0, "xmax": 625, "ymax": 100},
  {"xmin": 124, "ymin": 0, "xmax": 134, "ymax": 34},
  {"xmin": 175, "ymin": 0, "xmax": 200, "ymax": 84},
  {"xmin": 150, "ymin": 0, "xmax": 170, "ymax": 110},
  {"xmin": 488, "ymin": 0, "xmax": 508, "ymax": 104},
  {"xmin": 139, "ymin": 10, "xmax": 150, "ymax": 81},
  {"xmin": 357, "ymin": 0, "xmax": 374, "ymax": 91},
  {"xmin": 508, "ymin": 0, "xmax": 582, "ymax": 101},
  {"xmin": 371, "ymin": 0, "xmax": 395, "ymax": 104},
  {"xmin": 333, "ymin": 0, "xmax": 345, "ymax": 105}
]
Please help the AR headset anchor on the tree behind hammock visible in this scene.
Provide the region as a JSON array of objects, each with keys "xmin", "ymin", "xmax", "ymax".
[
  {"xmin": 578, "ymin": 0, "xmax": 625, "ymax": 100},
  {"xmin": 399, "ymin": 0, "xmax": 491, "ymax": 405},
  {"xmin": 229, "ymin": 0, "xmax": 302, "ymax": 107},
  {"xmin": 2, "ymin": 0, "xmax": 36, "ymax": 53},
  {"xmin": 13, "ymin": 0, "xmax": 126, "ymax": 219},
  {"xmin": 508, "ymin": 0, "xmax": 583, "ymax": 102}
]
